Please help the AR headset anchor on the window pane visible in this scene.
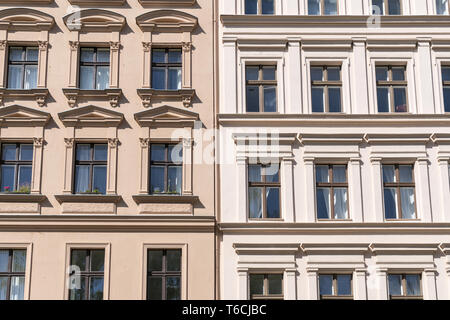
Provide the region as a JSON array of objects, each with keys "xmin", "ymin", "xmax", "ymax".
[
  {"xmin": 400, "ymin": 187, "xmax": 416, "ymax": 219},
  {"xmin": 392, "ymin": 67, "xmax": 405, "ymax": 81},
  {"xmin": 150, "ymin": 166, "xmax": 165, "ymax": 194},
  {"xmin": 89, "ymin": 277, "xmax": 104, "ymax": 300},
  {"xmin": 316, "ymin": 165, "xmax": 329, "ymax": 183},
  {"xmin": 246, "ymin": 66, "xmax": 259, "ymax": 81},
  {"xmin": 442, "ymin": 67, "xmax": 450, "ymax": 81},
  {"xmin": 263, "ymin": 86, "xmax": 277, "ymax": 112},
  {"xmin": 76, "ymin": 144, "xmax": 91, "ymax": 161},
  {"xmin": 263, "ymin": 66, "xmax": 276, "ymax": 80},
  {"xmin": 246, "ymin": 86, "xmax": 260, "ymax": 112},
  {"xmin": 96, "ymin": 66, "xmax": 110, "ymax": 90},
  {"xmin": 151, "ymin": 145, "xmax": 166, "ymax": 162},
  {"xmin": 384, "ymin": 188, "xmax": 398, "ymax": 219},
  {"xmin": 268, "ymin": 274, "xmax": 282, "ymax": 294},
  {"xmin": 405, "ymin": 275, "xmax": 421, "ymax": 296},
  {"xmin": 324, "ymin": 0, "xmax": 338, "ymax": 15},
  {"xmin": 265, "ymin": 164, "xmax": 279, "ymax": 183},
  {"xmin": 376, "ymin": 67, "xmax": 388, "ymax": 81},
  {"xmin": 166, "ymin": 250, "xmax": 181, "ymax": 272},
  {"xmin": 333, "ymin": 165, "xmax": 346, "ymax": 183},
  {"xmin": 152, "ymin": 49, "xmax": 166, "ymax": 63},
  {"xmin": 388, "ymin": 274, "xmax": 402, "ymax": 296},
  {"xmin": 90, "ymin": 250, "xmax": 105, "ymax": 272},
  {"xmin": 0, "ymin": 277, "xmax": 7, "ymax": 300},
  {"xmin": 1, "ymin": 165, "xmax": 15, "ymax": 192},
  {"xmin": 71, "ymin": 250, "xmax": 88, "ymax": 271},
  {"xmin": 317, "ymin": 188, "xmax": 330, "ymax": 219},
  {"xmin": 327, "ymin": 67, "xmax": 340, "ymax": 81},
  {"xmin": 261, "ymin": 0, "xmax": 274, "ymax": 14},
  {"xmin": 9, "ymin": 276, "xmax": 24, "ymax": 300},
  {"xmin": 394, "ymin": 87, "xmax": 407, "ymax": 112},
  {"xmin": 94, "ymin": 144, "xmax": 108, "ymax": 161},
  {"xmin": 80, "ymin": 48, "xmax": 95, "ymax": 62},
  {"xmin": 69, "ymin": 276, "xmax": 87, "ymax": 300},
  {"xmin": 96, "ymin": 49, "xmax": 110, "ymax": 63},
  {"xmin": 249, "ymin": 187, "xmax": 263, "ymax": 218},
  {"xmin": 377, "ymin": 87, "xmax": 390, "ymax": 112},
  {"xmin": 245, "ymin": 0, "xmax": 258, "ymax": 14},
  {"xmin": 334, "ymin": 188, "xmax": 348, "ymax": 219},
  {"xmin": 8, "ymin": 65, "xmax": 23, "ymax": 89},
  {"xmin": 92, "ymin": 166, "xmax": 106, "ymax": 194},
  {"xmin": 388, "ymin": 0, "xmax": 401, "ymax": 15},
  {"xmin": 312, "ymin": 87, "xmax": 324, "ymax": 112},
  {"xmin": 26, "ymin": 48, "xmax": 39, "ymax": 62},
  {"xmin": 9, "ymin": 47, "xmax": 24, "ymax": 61},
  {"xmin": 328, "ymin": 87, "xmax": 341, "ymax": 112},
  {"xmin": 436, "ymin": 0, "xmax": 449, "ymax": 15},
  {"xmin": 147, "ymin": 250, "xmax": 163, "ymax": 272},
  {"xmin": 24, "ymin": 65, "xmax": 38, "ymax": 89},
  {"xmin": 248, "ymin": 165, "xmax": 262, "ymax": 183},
  {"xmin": 168, "ymin": 50, "xmax": 182, "ymax": 63},
  {"xmin": 308, "ymin": 0, "xmax": 320, "ymax": 15},
  {"xmin": 0, "ymin": 250, "xmax": 8, "ymax": 272},
  {"xmin": 337, "ymin": 275, "xmax": 352, "ymax": 296},
  {"xmin": 166, "ymin": 277, "xmax": 181, "ymax": 300},
  {"xmin": 18, "ymin": 165, "xmax": 32, "ymax": 191},
  {"xmin": 168, "ymin": 166, "xmax": 182, "ymax": 194},
  {"xmin": 382, "ymin": 165, "xmax": 396, "ymax": 183},
  {"xmin": 319, "ymin": 275, "xmax": 333, "ymax": 296},
  {"xmin": 74, "ymin": 165, "xmax": 90, "ymax": 194},
  {"xmin": 399, "ymin": 165, "xmax": 413, "ymax": 183},
  {"xmin": 152, "ymin": 67, "xmax": 166, "ymax": 90},
  {"xmin": 168, "ymin": 145, "xmax": 183, "ymax": 164},
  {"xmin": 311, "ymin": 67, "xmax": 323, "ymax": 81},
  {"xmin": 168, "ymin": 67, "xmax": 181, "ymax": 90},
  {"xmin": 266, "ymin": 187, "xmax": 280, "ymax": 219},
  {"xmin": 19, "ymin": 144, "xmax": 33, "ymax": 161},
  {"xmin": 2, "ymin": 144, "xmax": 16, "ymax": 161},
  {"xmin": 80, "ymin": 66, "xmax": 95, "ymax": 90},
  {"xmin": 147, "ymin": 277, "xmax": 162, "ymax": 300},
  {"xmin": 444, "ymin": 87, "xmax": 450, "ymax": 112},
  {"xmin": 250, "ymin": 274, "xmax": 264, "ymax": 295}
]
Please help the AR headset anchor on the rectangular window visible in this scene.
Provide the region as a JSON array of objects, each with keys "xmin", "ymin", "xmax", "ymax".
[
  {"xmin": 149, "ymin": 144, "xmax": 183, "ymax": 195},
  {"xmin": 319, "ymin": 274, "xmax": 353, "ymax": 300},
  {"xmin": 0, "ymin": 249, "xmax": 26, "ymax": 300},
  {"xmin": 436, "ymin": 0, "xmax": 449, "ymax": 14},
  {"xmin": 315, "ymin": 165, "xmax": 348, "ymax": 220},
  {"xmin": 74, "ymin": 144, "xmax": 108, "ymax": 194},
  {"xmin": 147, "ymin": 249, "xmax": 182, "ymax": 300},
  {"xmin": 382, "ymin": 164, "xmax": 416, "ymax": 220},
  {"xmin": 388, "ymin": 274, "xmax": 422, "ymax": 299},
  {"xmin": 311, "ymin": 66, "xmax": 342, "ymax": 113},
  {"xmin": 79, "ymin": 48, "xmax": 110, "ymax": 90},
  {"xmin": 246, "ymin": 65, "xmax": 277, "ymax": 112},
  {"xmin": 249, "ymin": 274, "xmax": 283, "ymax": 300},
  {"xmin": 248, "ymin": 164, "xmax": 281, "ymax": 219},
  {"xmin": 372, "ymin": 0, "xmax": 401, "ymax": 15},
  {"xmin": 151, "ymin": 48, "xmax": 182, "ymax": 90},
  {"xmin": 245, "ymin": 0, "xmax": 274, "ymax": 15},
  {"xmin": 376, "ymin": 65, "xmax": 408, "ymax": 113},
  {"xmin": 69, "ymin": 249, "xmax": 105, "ymax": 300},
  {"xmin": 7, "ymin": 47, "xmax": 38, "ymax": 89},
  {"xmin": 0, "ymin": 143, "xmax": 33, "ymax": 193},
  {"xmin": 442, "ymin": 66, "xmax": 450, "ymax": 112},
  {"xmin": 308, "ymin": 0, "xmax": 338, "ymax": 15}
]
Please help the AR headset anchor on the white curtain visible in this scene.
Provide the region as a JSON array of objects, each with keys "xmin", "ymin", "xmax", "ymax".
[
  {"xmin": 9, "ymin": 276, "xmax": 24, "ymax": 300},
  {"xmin": 75, "ymin": 166, "xmax": 90, "ymax": 193},
  {"xmin": 249, "ymin": 187, "xmax": 262, "ymax": 218},
  {"xmin": 334, "ymin": 188, "xmax": 348, "ymax": 219},
  {"xmin": 400, "ymin": 188, "xmax": 416, "ymax": 219}
]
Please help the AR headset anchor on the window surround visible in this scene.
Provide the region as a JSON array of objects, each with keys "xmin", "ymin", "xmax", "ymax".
[
  {"xmin": 0, "ymin": 243, "xmax": 32, "ymax": 300},
  {"xmin": 136, "ymin": 10, "xmax": 197, "ymax": 108}
]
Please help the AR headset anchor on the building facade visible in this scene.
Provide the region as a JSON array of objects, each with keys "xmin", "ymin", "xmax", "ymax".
[
  {"xmin": 218, "ymin": 0, "xmax": 450, "ymax": 300},
  {"xmin": 0, "ymin": 0, "xmax": 216, "ymax": 299}
]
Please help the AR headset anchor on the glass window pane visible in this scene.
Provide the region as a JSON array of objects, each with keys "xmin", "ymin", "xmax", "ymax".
[
  {"xmin": 9, "ymin": 276, "xmax": 24, "ymax": 300},
  {"xmin": 308, "ymin": 0, "xmax": 320, "ymax": 15},
  {"xmin": 90, "ymin": 250, "xmax": 105, "ymax": 272},
  {"xmin": 19, "ymin": 145, "xmax": 33, "ymax": 161},
  {"xmin": 268, "ymin": 274, "xmax": 282, "ymax": 295},
  {"xmin": 168, "ymin": 67, "xmax": 181, "ymax": 90},
  {"xmin": 147, "ymin": 277, "xmax": 162, "ymax": 300},
  {"xmin": 376, "ymin": 67, "xmax": 388, "ymax": 81},
  {"xmin": 24, "ymin": 65, "xmax": 38, "ymax": 89},
  {"xmin": 76, "ymin": 145, "xmax": 91, "ymax": 161},
  {"xmin": 0, "ymin": 277, "xmax": 7, "ymax": 300},
  {"xmin": 328, "ymin": 87, "xmax": 341, "ymax": 112},
  {"xmin": 0, "ymin": 250, "xmax": 9, "ymax": 272},
  {"xmin": 442, "ymin": 67, "xmax": 450, "ymax": 81},
  {"xmin": 266, "ymin": 187, "xmax": 280, "ymax": 219},
  {"xmin": 2, "ymin": 144, "xmax": 16, "ymax": 161},
  {"xmin": 319, "ymin": 275, "xmax": 333, "ymax": 296},
  {"xmin": 8, "ymin": 65, "xmax": 23, "ymax": 89},
  {"xmin": 150, "ymin": 166, "xmax": 165, "ymax": 194},
  {"xmin": 246, "ymin": 85, "xmax": 260, "ymax": 112},
  {"xmin": 327, "ymin": 67, "xmax": 340, "ymax": 81},
  {"xmin": 261, "ymin": 0, "xmax": 274, "ymax": 14},
  {"xmin": 166, "ymin": 250, "xmax": 181, "ymax": 272},
  {"xmin": 333, "ymin": 165, "xmax": 346, "ymax": 183},
  {"xmin": 89, "ymin": 277, "xmax": 104, "ymax": 300},
  {"xmin": 94, "ymin": 145, "xmax": 108, "ymax": 161},
  {"xmin": 265, "ymin": 164, "xmax": 279, "ymax": 183},
  {"xmin": 334, "ymin": 188, "xmax": 348, "ymax": 219},
  {"xmin": 71, "ymin": 250, "xmax": 88, "ymax": 271},
  {"xmin": 316, "ymin": 165, "xmax": 329, "ymax": 183},
  {"xmin": 92, "ymin": 166, "xmax": 106, "ymax": 194},
  {"xmin": 399, "ymin": 165, "xmax": 413, "ymax": 183},
  {"xmin": 372, "ymin": 0, "xmax": 384, "ymax": 14},
  {"xmin": 250, "ymin": 274, "xmax": 264, "ymax": 295},
  {"xmin": 377, "ymin": 87, "xmax": 390, "ymax": 112},
  {"xmin": 96, "ymin": 49, "xmax": 110, "ymax": 63},
  {"xmin": 168, "ymin": 50, "xmax": 182, "ymax": 63},
  {"xmin": 80, "ymin": 48, "xmax": 95, "ymax": 62},
  {"xmin": 388, "ymin": 0, "xmax": 401, "ymax": 15},
  {"xmin": 168, "ymin": 166, "xmax": 182, "ymax": 194},
  {"xmin": 96, "ymin": 66, "xmax": 110, "ymax": 90},
  {"xmin": 436, "ymin": 0, "xmax": 449, "ymax": 15},
  {"xmin": 249, "ymin": 187, "xmax": 263, "ymax": 218},
  {"xmin": 383, "ymin": 165, "xmax": 396, "ymax": 183},
  {"xmin": 151, "ymin": 145, "xmax": 166, "ymax": 162},
  {"xmin": 74, "ymin": 165, "xmax": 90, "ymax": 194},
  {"xmin": 317, "ymin": 188, "xmax": 330, "ymax": 219},
  {"xmin": 168, "ymin": 145, "xmax": 183, "ymax": 164},
  {"xmin": 384, "ymin": 188, "xmax": 398, "ymax": 219},
  {"xmin": 400, "ymin": 187, "xmax": 416, "ymax": 219},
  {"xmin": 388, "ymin": 274, "xmax": 402, "ymax": 296},
  {"xmin": 152, "ymin": 67, "xmax": 166, "ymax": 90},
  {"xmin": 246, "ymin": 66, "xmax": 259, "ymax": 81},
  {"xmin": 263, "ymin": 86, "xmax": 277, "ymax": 112},
  {"xmin": 248, "ymin": 165, "xmax": 262, "ymax": 183},
  {"xmin": 166, "ymin": 277, "xmax": 181, "ymax": 300},
  {"xmin": 394, "ymin": 87, "xmax": 407, "ymax": 112},
  {"xmin": 80, "ymin": 66, "xmax": 95, "ymax": 90},
  {"xmin": 392, "ymin": 67, "xmax": 405, "ymax": 81},
  {"xmin": 312, "ymin": 87, "xmax": 324, "ymax": 112},
  {"xmin": 245, "ymin": 0, "xmax": 258, "ymax": 14},
  {"xmin": 311, "ymin": 67, "xmax": 323, "ymax": 81},
  {"xmin": 147, "ymin": 250, "xmax": 163, "ymax": 272},
  {"xmin": 324, "ymin": 0, "xmax": 338, "ymax": 15},
  {"xmin": 26, "ymin": 48, "xmax": 38, "ymax": 62},
  {"xmin": 9, "ymin": 47, "xmax": 24, "ymax": 61},
  {"xmin": 337, "ymin": 275, "xmax": 352, "ymax": 296},
  {"xmin": 152, "ymin": 49, "xmax": 166, "ymax": 63},
  {"xmin": 17, "ymin": 165, "xmax": 32, "ymax": 192},
  {"xmin": 1, "ymin": 165, "xmax": 15, "ymax": 192},
  {"xmin": 405, "ymin": 275, "xmax": 421, "ymax": 296},
  {"xmin": 69, "ymin": 276, "xmax": 87, "ymax": 300},
  {"xmin": 444, "ymin": 87, "xmax": 450, "ymax": 113},
  {"xmin": 263, "ymin": 66, "xmax": 276, "ymax": 80}
]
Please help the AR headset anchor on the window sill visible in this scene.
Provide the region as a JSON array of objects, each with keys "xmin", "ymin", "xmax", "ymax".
[
  {"xmin": 384, "ymin": 219, "xmax": 421, "ymax": 222},
  {"xmin": 132, "ymin": 194, "xmax": 198, "ymax": 214},
  {"xmin": 248, "ymin": 218, "xmax": 284, "ymax": 222},
  {"xmin": 62, "ymin": 88, "xmax": 122, "ymax": 108},
  {"xmin": 0, "ymin": 88, "xmax": 49, "ymax": 107},
  {"xmin": 55, "ymin": 194, "xmax": 122, "ymax": 204},
  {"xmin": 317, "ymin": 219, "xmax": 353, "ymax": 222},
  {"xmin": 137, "ymin": 88, "xmax": 195, "ymax": 108},
  {"xmin": 0, "ymin": 194, "xmax": 46, "ymax": 203},
  {"xmin": 132, "ymin": 194, "xmax": 199, "ymax": 204}
]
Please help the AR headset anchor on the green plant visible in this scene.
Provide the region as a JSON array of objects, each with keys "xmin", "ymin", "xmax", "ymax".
[{"xmin": 14, "ymin": 184, "xmax": 31, "ymax": 194}]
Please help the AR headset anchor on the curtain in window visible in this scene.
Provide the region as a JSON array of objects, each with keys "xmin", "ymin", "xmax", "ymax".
[
  {"xmin": 384, "ymin": 188, "xmax": 398, "ymax": 219},
  {"xmin": 436, "ymin": 0, "xmax": 449, "ymax": 14},
  {"xmin": 75, "ymin": 165, "xmax": 90, "ymax": 193},
  {"xmin": 0, "ymin": 277, "xmax": 7, "ymax": 300},
  {"xmin": 249, "ymin": 187, "xmax": 262, "ymax": 218},
  {"xmin": 334, "ymin": 188, "xmax": 348, "ymax": 219},
  {"xmin": 400, "ymin": 188, "xmax": 415, "ymax": 219},
  {"xmin": 96, "ymin": 66, "xmax": 109, "ymax": 90},
  {"xmin": 9, "ymin": 276, "xmax": 24, "ymax": 300},
  {"xmin": 24, "ymin": 65, "xmax": 37, "ymax": 89},
  {"xmin": 316, "ymin": 188, "xmax": 330, "ymax": 219},
  {"xmin": 80, "ymin": 66, "xmax": 94, "ymax": 90},
  {"xmin": 8, "ymin": 65, "xmax": 23, "ymax": 89},
  {"xmin": 168, "ymin": 166, "xmax": 182, "ymax": 194}
]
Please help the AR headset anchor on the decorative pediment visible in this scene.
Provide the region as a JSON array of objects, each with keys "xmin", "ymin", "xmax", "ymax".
[
  {"xmin": 58, "ymin": 105, "xmax": 123, "ymax": 127},
  {"xmin": 136, "ymin": 10, "xmax": 197, "ymax": 32},
  {"xmin": 0, "ymin": 105, "xmax": 50, "ymax": 126},
  {"xmin": 63, "ymin": 9, "xmax": 126, "ymax": 32},
  {"xmin": 134, "ymin": 105, "xmax": 199, "ymax": 127},
  {"xmin": 138, "ymin": 0, "xmax": 196, "ymax": 7},
  {"xmin": 0, "ymin": 8, "xmax": 54, "ymax": 31}
]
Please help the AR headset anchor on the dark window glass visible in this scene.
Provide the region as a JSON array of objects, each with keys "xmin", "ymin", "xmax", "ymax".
[
  {"xmin": 319, "ymin": 274, "xmax": 353, "ymax": 300},
  {"xmin": 388, "ymin": 274, "xmax": 422, "ymax": 299},
  {"xmin": 74, "ymin": 144, "xmax": 108, "ymax": 194},
  {"xmin": 246, "ymin": 65, "xmax": 277, "ymax": 112},
  {"xmin": 376, "ymin": 66, "xmax": 408, "ymax": 113},
  {"xmin": 149, "ymin": 144, "xmax": 182, "ymax": 195},
  {"xmin": 7, "ymin": 47, "xmax": 38, "ymax": 89},
  {"xmin": 436, "ymin": 0, "xmax": 449, "ymax": 14},
  {"xmin": 249, "ymin": 274, "xmax": 283, "ymax": 300},
  {"xmin": 246, "ymin": 0, "xmax": 274, "ymax": 14},
  {"xmin": 442, "ymin": 66, "xmax": 450, "ymax": 112},
  {"xmin": 372, "ymin": 0, "xmax": 401, "ymax": 15},
  {"xmin": 151, "ymin": 49, "xmax": 182, "ymax": 90},
  {"xmin": 0, "ymin": 249, "xmax": 26, "ymax": 301},
  {"xmin": 311, "ymin": 66, "xmax": 342, "ymax": 113},
  {"xmin": 79, "ymin": 48, "xmax": 110, "ymax": 90},
  {"xmin": 69, "ymin": 249, "xmax": 105, "ymax": 300},
  {"xmin": 147, "ymin": 249, "xmax": 182, "ymax": 300},
  {"xmin": 0, "ymin": 144, "xmax": 33, "ymax": 193},
  {"xmin": 248, "ymin": 164, "xmax": 280, "ymax": 219},
  {"xmin": 316, "ymin": 165, "xmax": 348, "ymax": 220},
  {"xmin": 309, "ymin": 0, "xmax": 337, "ymax": 15}
]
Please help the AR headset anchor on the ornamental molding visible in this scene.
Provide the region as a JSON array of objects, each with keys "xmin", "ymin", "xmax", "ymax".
[
  {"xmin": 68, "ymin": 0, "xmax": 125, "ymax": 5},
  {"xmin": 63, "ymin": 9, "xmax": 126, "ymax": 32},
  {"xmin": 58, "ymin": 105, "xmax": 124, "ymax": 128},
  {"xmin": 138, "ymin": 0, "xmax": 196, "ymax": 7},
  {"xmin": 0, "ymin": 8, "xmax": 54, "ymax": 31},
  {"xmin": 136, "ymin": 10, "xmax": 197, "ymax": 33},
  {"xmin": 0, "ymin": 104, "xmax": 50, "ymax": 127},
  {"xmin": 134, "ymin": 104, "xmax": 199, "ymax": 128}
]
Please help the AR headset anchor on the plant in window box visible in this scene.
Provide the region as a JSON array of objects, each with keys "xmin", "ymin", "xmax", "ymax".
[
  {"xmin": 15, "ymin": 184, "xmax": 31, "ymax": 194},
  {"xmin": 2, "ymin": 186, "xmax": 11, "ymax": 193}
]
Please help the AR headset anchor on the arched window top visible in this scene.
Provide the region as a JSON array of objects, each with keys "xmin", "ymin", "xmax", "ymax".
[
  {"xmin": 63, "ymin": 9, "xmax": 126, "ymax": 32},
  {"xmin": 0, "ymin": 8, "xmax": 54, "ymax": 31},
  {"xmin": 136, "ymin": 10, "xmax": 198, "ymax": 32}
]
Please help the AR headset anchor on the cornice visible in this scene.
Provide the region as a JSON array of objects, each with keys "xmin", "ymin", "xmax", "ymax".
[
  {"xmin": 132, "ymin": 195, "xmax": 199, "ymax": 204},
  {"xmin": 58, "ymin": 105, "xmax": 124, "ymax": 128},
  {"xmin": 0, "ymin": 194, "xmax": 46, "ymax": 203},
  {"xmin": 54, "ymin": 194, "xmax": 122, "ymax": 204},
  {"xmin": 138, "ymin": 0, "xmax": 196, "ymax": 7},
  {"xmin": 68, "ymin": 0, "xmax": 126, "ymax": 5},
  {"xmin": 369, "ymin": 243, "xmax": 439, "ymax": 255},
  {"xmin": 300, "ymin": 243, "xmax": 369, "ymax": 254},
  {"xmin": 0, "ymin": 104, "xmax": 51, "ymax": 127}
]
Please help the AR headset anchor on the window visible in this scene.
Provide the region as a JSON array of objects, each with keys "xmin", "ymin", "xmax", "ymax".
[
  {"xmin": 74, "ymin": 144, "xmax": 108, "ymax": 194},
  {"xmin": 311, "ymin": 66, "xmax": 342, "ymax": 113},
  {"xmin": 388, "ymin": 274, "xmax": 422, "ymax": 299},
  {"xmin": 79, "ymin": 48, "xmax": 110, "ymax": 90},
  {"xmin": 0, "ymin": 144, "xmax": 33, "ymax": 193},
  {"xmin": 319, "ymin": 274, "xmax": 353, "ymax": 300},
  {"xmin": 246, "ymin": 65, "xmax": 277, "ymax": 112},
  {"xmin": 69, "ymin": 249, "xmax": 105, "ymax": 300},
  {"xmin": 308, "ymin": 0, "xmax": 338, "ymax": 15},
  {"xmin": 442, "ymin": 66, "xmax": 450, "ymax": 113},
  {"xmin": 245, "ymin": 0, "xmax": 274, "ymax": 15},
  {"xmin": 248, "ymin": 164, "xmax": 281, "ymax": 219},
  {"xmin": 249, "ymin": 274, "xmax": 283, "ymax": 300},
  {"xmin": 7, "ymin": 47, "xmax": 38, "ymax": 89},
  {"xmin": 376, "ymin": 66, "xmax": 408, "ymax": 113},
  {"xmin": 0, "ymin": 249, "xmax": 26, "ymax": 300},
  {"xmin": 149, "ymin": 144, "xmax": 182, "ymax": 195},
  {"xmin": 382, "ymin": 164, "xmax": 416, "ymax": 220},
  {"xmin": 147, "ymin": 249, "xmax": 181, "ymax": 300},
  {"xmin": 372, "ymin": 0, "xmax": 401, "ymax": 15},
  {"xmin": 151, "ymin": 49, "xmax": 182, "ymax": 90},
  {"xmin": 315, "ymin": 165, "xmax": 348, "ymax": 220},
  {"xmin": 436, "ymin": 0, "xmax": 449, "ymax": 14}
]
